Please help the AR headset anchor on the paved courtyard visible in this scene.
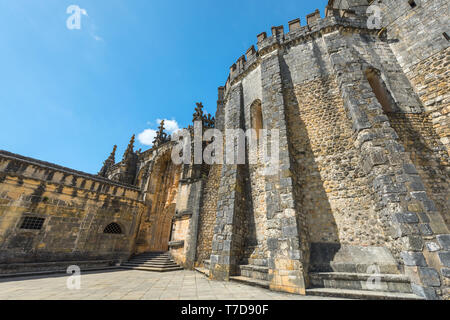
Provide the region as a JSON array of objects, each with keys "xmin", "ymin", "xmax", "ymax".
[{"xmin": 0, "ymin": 269, "xmax": 342, "ymax": 300}]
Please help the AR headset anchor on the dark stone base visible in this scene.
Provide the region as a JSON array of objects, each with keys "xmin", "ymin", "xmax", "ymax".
[{"xmin": 309, "ymin": 243, "xmax": 400, "ymax": 274}]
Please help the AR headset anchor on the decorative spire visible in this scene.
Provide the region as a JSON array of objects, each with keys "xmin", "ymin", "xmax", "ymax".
[
  {"xmin": 193, "ymin": 102, "xmax": 204, "ymax": 122},
  {"xmin": 98, "ymin": 145, "xmax": 117, "ymax": 177},
  {"xmin": 204, "ymin": 113, "xmax": 215, "ymax": 128},
  {"xmin": 153, "ymin": 120, "xmax": 169, "ymax": 147},
  {"xmin": 122, "ymin": 134, "xmax": 135, "ymax": 161},
  {"xmin": 191, "ymin": 102, "xmax": 215, "ymax": 128},
  {"xmin": 109, "ymin": 145, "xmax": 117, "ymax": 162}
]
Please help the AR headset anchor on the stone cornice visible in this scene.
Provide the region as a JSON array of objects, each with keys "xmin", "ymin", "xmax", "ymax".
[{"xmin": 0, "ymin": 150, "xmax": 140, "ymax": 191}]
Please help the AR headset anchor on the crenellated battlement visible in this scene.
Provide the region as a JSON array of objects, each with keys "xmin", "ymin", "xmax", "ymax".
[{"xmin": 219, "ymin": 6, "xmax": 375, "ymax": 103}]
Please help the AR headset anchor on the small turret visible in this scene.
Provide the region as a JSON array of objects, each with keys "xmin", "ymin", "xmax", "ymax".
[{"xmin": 98, "ymin": 145, "xmax": 117, "ymax": 177}]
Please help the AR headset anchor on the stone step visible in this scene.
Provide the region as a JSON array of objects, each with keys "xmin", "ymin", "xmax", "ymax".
[
  {"xmin": 132, "ymin": 252, "xmax": 170, "ymax": 257},
  {"xmin": 246, "ymin": 258, "xmax": 268, "ymax": 267},
  {"xmin": 309, "ymin": 272, "xmax": 413, "ymax": 293},
  {"xmin": 134, "ymin": 251, "xmax": 167, "ymax": 254},
  {"xmin": 230, "ymin": 276, "xmax": 270, "ymax": 289},
  {"xmin": 306, "ymin": 288, "xmax": 423, "ymax": 300},
  {"xmin": 132, "ymin": 255, "xmax": 171, "ymax": 259},
  {"xmin": 195, "ymin": 267, "xmax": 210, "ymax": 277},
  {"xmin": 121, "ymin": 265, "xmax": 183, "ymax": 272},
  {"xmin": 122, "ymin": 262, "xmax": 177, "ymax": 266},
  {"xmin": 130, "ymin": 257, "xmax": 172, "ymax": 260},
  {"xmin": 129, "ymin": 258, "xmax": 174, "ymax": 263},
  {"xmin": 238, "ymin": 265, "xmax": 269, "ymax": 281},
  {"xmin": 125, "ymin": 261, "xmax": 178, "ymax": 265},
  {"xmin": 122, "ymin": 251, "xmax": 181, "ymax": 272},
  {"xmin": 131, "ymin": 258, "xmax": 171, "ymax": 262},
  {"xmin": 123, "ymin": 262, "xmax": 180, "ymax": 268},
  {"xmin": 133, "ymin": 253, "xmax": 170, "ymax": 256},
  {"xmin": 124, "ymin": 260, "xmax": 178, "ymax": 265}
]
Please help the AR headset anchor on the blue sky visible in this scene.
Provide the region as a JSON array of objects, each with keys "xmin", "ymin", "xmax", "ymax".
[{"xmin": 0, "ymin": 0, "xmax": 328, "ymax": 174}]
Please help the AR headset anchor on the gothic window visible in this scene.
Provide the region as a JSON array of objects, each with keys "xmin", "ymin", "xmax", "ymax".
[
  {"xmin": 365, "ymin": 68, "xmax": 396, "ymax": 113},
  {"xmin": 20, "ymin": 216, "xmax": 45, "ymax": 230},
  {"xmin": 103, "ymin": 223, "xmax": 122, "ymax": 234},
  {"xmin": 250, "ymin": 100, "xmax": 263, "ymax": 139}
]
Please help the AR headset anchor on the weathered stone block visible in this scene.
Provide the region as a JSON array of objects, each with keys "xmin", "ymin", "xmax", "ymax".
[
  {"xmin": 267, "ymin": 238, "xmax": 278, "ymax": 250},
  {"xmin": 401, "ymin": 251, "xmax": 427, "ymax": 267},
  {"xmin": 394, "ymin": 212, "xmax": 419, "ymax": 224},
  {"xmin": 411, "ymin": 284, "xmax": 438, "ymax": 300},
  {"xmin": 438, "ymin": 251, "xmax": 450, "ymax": 267},
  {"xmin": 403, "ymin": 236, "xmax": 423, "ymax": 251},
  {"xmin": 418, "ymin": 267, "xmax": 441, "ymax": 287},
  {"xmin": 441, "ymin": 268, "xmax": 450, "ymax": 279},
  {"xmin": 436, "ymin": 235, "xmax": 450, "ymax": 250},
  {"xmin": 418, "ymin": 224, "xmax": 433, "ymax": 236},
  {"xmin": 426, "ymin": 242, "xmax": 441, "ymax": 252}
]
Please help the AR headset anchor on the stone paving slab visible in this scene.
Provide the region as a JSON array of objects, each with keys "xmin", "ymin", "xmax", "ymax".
[{"xmin": 0, "ymin": 270, "xmax": 346, "ymax": 300}]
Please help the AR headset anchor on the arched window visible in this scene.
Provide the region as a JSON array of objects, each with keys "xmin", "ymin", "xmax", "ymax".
[
  {"xmin": 103, "ymin": 223, "xmax": 122, "ymax": 234},
  {"xmin": 365, "ymin": 68, "xmax": 395, "ymax": 113},
  {"xmin": 250, "ymin": 100, "xmax": 263, "ymax": 139}
]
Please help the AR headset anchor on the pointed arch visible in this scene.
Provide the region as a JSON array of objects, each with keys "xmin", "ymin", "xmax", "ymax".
[
  {"xmin": 250, "ymin": 99, "xmax": 263, "ymax": 139},
  {"xmin": 365, "ymin": 67, "xmax": 396, "ymax": 113}
]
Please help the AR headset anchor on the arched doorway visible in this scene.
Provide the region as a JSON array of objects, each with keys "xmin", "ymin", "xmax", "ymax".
[
  {"xmin": 134, "ymin": 149, "xmax": 181, "ymax": 253},
  {"xmin": 241, "ymin": 99, "xmax": 268, "ymax": 265}
]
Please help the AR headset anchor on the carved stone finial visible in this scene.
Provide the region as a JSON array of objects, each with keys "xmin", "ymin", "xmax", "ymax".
[
  {"xmin": 98, "ymin": 145, "xmax": 117, "ymax": 177},
  {"xmin": 204, "ymin": 113, "xmax": 215, "ymax": 128},
  {"xmin": 122, "ymin": 135, "xmax": 135, "ymax": 161},
  {"xmin": 152, "ymin": 120, "xmax": 169, "ymax": 147},
  {"xmin": 193, "ymin": 102, "xmax": 204, "ymax": 122}
]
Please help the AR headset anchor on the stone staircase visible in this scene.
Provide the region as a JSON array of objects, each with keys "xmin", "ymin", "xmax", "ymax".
[
  {"xmin": 194, "ymin": 259, "xmax": 211, "ymax": 277},
  {"xmin": 306, "ymin": 272, "xmax": 424, "ymax": 300},
  {"xmin": 230, "ymin": 257, "xmax": 270, "ymax": 289},
  {"xmin": 195, "ymin": 258, "xmax": 423, "ymax": 300},
  {"xmin": 195, "ymin": 259, "xmax": 271, "ymax": 289},
  {"xmin": 121, "ymin": 252, "xmax": 183, "ymax": 272}
]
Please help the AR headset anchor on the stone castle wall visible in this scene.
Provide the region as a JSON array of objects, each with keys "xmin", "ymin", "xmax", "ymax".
[
  {"xmin": 195, "ymin": 164, "xmax": 221, "ymax": 265},
  {"xmin": 0, "ymin": 151, "xmax": 144, "ymax": 266},
  {"xmin": 380, "ymin": 0, "xmax": 450, "ymax": 154},
  {"xmin": 284, "ymin": 75, "xmax": 385, "ymax": 247},
  {"xmin": 205, "ymin": 3, "xmax": 449, "ymax": 298},
  {"xmin": 405, "ymin": 47, "xmax": 450, "ymax": 156},
  {"xmin": 388, "ymin": 112, "xmax": 450, "ymax": 229}
]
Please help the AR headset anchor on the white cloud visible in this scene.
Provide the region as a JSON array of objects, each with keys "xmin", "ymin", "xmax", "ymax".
[
  {"xmin": 137, "ymin": 129, "xmax": 157, "ymax": 146},
  {"xmin": 137, "ymin": 118, "xmax": 181, "ymax": 147}
]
